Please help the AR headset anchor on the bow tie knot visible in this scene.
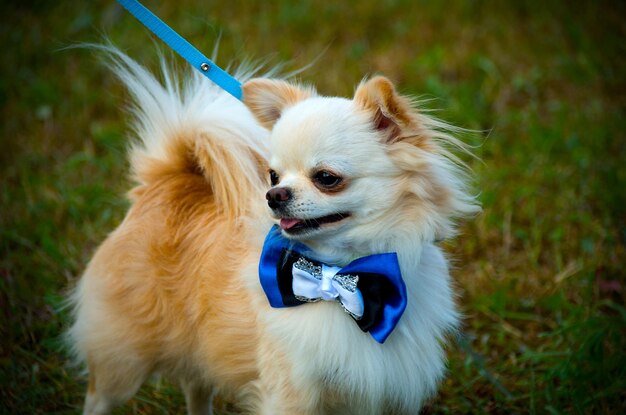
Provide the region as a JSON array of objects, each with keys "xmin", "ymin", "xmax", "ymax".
[{"xmin": 292, "ymin": 257, "xmax": 365, "ymax": 319}]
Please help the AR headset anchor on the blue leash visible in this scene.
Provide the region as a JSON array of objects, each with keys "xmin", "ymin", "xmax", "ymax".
[{"xmin": 116, "ymin": 0, "xmax": 243, "ymax": 100}]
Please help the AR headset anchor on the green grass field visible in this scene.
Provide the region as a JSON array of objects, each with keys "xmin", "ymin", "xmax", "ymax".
[{"xmin": 1, "ymin": 0, "xmax": 624, "ymax": 413}]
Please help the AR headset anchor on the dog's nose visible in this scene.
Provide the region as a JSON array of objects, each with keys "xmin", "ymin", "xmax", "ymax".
[{"xmin": 266, "ymin": 187, "xmax": 292, "ymax": 209}]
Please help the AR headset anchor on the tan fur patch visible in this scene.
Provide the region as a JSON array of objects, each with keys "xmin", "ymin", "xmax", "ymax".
[
  {"xmin": 84, "ymin": 172, "xmax": 260, "ymax": 390},
  {"xmin": 88, "ymin": 372, "xmax": 96, "ymax": 394},
  {"xmin": 243, "ymin": 79, "xmax": 316, "ymax": 129},
  {"xmin": 354, "ymin": 76, "xmax": 434, "ymax": 149}
]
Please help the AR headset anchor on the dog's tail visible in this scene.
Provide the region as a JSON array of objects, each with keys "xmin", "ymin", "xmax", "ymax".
[{"xmin": 100, "ymin": 45, "xmax": 271, "ymax": 219}]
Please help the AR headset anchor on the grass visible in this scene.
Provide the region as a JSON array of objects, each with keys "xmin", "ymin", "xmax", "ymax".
[{"xmin": 1, "ymin": 0, "xmax": 625, "ymax": 413}]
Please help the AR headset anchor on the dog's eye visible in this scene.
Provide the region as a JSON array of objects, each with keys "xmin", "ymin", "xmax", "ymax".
[
  {"xmin": 313, "ymin": 170, "xmax": 342, "ymax": 188},
  {"xmin": 269, "ymin": 169, "xmax": 280, "ymax": 186}
]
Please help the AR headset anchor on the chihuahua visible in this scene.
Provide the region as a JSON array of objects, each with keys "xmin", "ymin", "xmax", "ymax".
[{"xmin": 69, "ymin": 47, "xmax": 479, "ymax": 415}]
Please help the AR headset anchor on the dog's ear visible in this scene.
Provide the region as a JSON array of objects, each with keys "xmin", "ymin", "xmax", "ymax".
[
  {"xmin": 353, "ymin": 76, "xmax": 417, "ymax": 144},
  {"xmin": 243, "ymin": 79, "xmax": 315, "ymax": 130}
]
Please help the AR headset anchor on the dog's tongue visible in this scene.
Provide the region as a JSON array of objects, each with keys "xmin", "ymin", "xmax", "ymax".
[{"xmin": 280, "ymin": 218, "xmax": 303, "ymax": 230}]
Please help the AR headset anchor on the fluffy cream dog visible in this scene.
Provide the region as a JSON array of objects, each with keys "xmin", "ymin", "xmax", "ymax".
[{"xmin": 68, "ymin": 48, "xmax": 479, "ymax": 415}]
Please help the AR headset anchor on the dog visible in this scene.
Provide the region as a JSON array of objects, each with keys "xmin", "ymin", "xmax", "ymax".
[{"xmin": 68, "ymin": 47, "xmax": 479, "ymax": 415}]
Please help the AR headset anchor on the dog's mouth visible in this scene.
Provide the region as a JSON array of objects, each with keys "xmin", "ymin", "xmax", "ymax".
[{"xmin": 279, "ymin": 212, "xmax": 351, "ymax": 234}]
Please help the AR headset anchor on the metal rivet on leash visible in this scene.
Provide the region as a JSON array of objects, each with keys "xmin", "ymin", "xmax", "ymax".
[{"xmin": 117, "ymin": 0, "xmax": 243, "ymax": 99}]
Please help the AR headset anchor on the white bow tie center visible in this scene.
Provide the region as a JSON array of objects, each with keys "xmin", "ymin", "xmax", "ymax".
[{"xmin": 291, "ymin": 258, "xmax": 364, "ymax": 319}]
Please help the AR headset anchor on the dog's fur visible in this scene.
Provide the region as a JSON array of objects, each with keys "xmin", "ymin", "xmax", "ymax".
[{"xmin": 68, "ymin": 48, "xmax": 479, "ymax": 415}]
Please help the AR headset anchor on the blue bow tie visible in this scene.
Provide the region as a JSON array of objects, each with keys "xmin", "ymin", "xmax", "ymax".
[{"xmin": 258, "ymin": 225, "xmax": 407, "ymax": 344}]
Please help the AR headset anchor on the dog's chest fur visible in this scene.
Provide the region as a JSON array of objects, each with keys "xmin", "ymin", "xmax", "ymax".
[{"xmin": 247, "ymin": 242, "xmax": 458, "ymax": 412}]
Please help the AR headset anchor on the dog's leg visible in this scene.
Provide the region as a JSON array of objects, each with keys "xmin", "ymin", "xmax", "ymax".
[
  {"xmin": 83, "ymin": 372, "xmax": 111, "ymax": 415},
  {"xmin": 181, "ymin": 380, "xmax": 215, "ymax": 415},
  {"xmin": 255, "ymin": 339, "xmax": 323, "ymax": 415},
  {"xmin": 256, "ymin": 381, "xmax": 323, "ymax": 415},
  {"xmin": 82, "ymin": 360, "xmax": 149, "ymax": 415}
]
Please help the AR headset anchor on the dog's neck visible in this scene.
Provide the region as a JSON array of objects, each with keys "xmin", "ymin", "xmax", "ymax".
[{"xmin": 299, "ymin": 223, "xmax": 429, "ymax": 269}]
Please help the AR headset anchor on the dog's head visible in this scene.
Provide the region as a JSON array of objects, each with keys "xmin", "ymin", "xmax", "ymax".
[{"xmin": 243, "ymin": 77, "xmax": 479, "ymax": 253}]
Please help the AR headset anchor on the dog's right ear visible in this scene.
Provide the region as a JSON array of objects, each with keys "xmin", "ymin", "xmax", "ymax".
[{"xmin": 243, "ymin": 79, "xmax": 315, "ymax": 130}]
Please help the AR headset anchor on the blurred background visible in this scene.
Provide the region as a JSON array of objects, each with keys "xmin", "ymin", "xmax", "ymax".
[{"xmin": 1, "ymin": 0, "xmax": 624, "ymax": 413}]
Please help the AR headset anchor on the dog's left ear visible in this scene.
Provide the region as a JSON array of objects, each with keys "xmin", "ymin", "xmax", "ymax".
[
  {"xmin": 353, "ymin": 76, "xmax": 417, "ymax": 144},
  {"xmin": 243, "ymin": 79, "xmax": 316, "ymax": 130}
]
